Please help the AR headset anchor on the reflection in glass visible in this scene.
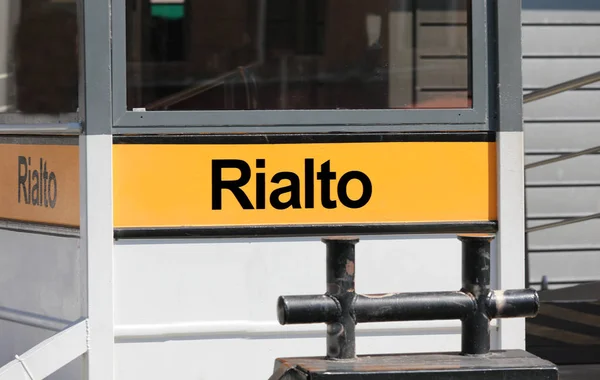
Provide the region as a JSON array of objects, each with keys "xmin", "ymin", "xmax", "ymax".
[
  {"xmin": 126, "ymin": 0, "xmax": 471, "ymax": 111},
  {"xmin": 0, "ymin": 0, "xmax": 79, "ymax": 115}
]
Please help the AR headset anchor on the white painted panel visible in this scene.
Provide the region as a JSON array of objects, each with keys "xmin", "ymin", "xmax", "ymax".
[
  {"xmin": 115, "ymin": 330, "xmax": 498, "ymax": 380},
  {"xmin": 114, "ymin": 237, "xmax": 501, "ymax": 380},
  {"xmin": 523, "ymin": 91, "xmax": 600, "ymax": 121},
  {"xmin": 527, "ymin": 219, "xmax": 600, "ymax": 249},
  {"xmin": 524, "ymin": 123, "xmax": 600, "ymax": 152},
  {"xmin": 522, "ymin": 0, "xmax": 600, "ymax": 24},
  {"xmin": 0, "ymin": 229, "xmax": 84, "ymax": 379},
  {"xmin": 522, "ymin": 26, "xmax": 600, "ymax": 56},
  {"xmin": 114, "ymin": 237, "xmax": 465, "ymax": 324},
  {"xmin": 523, "ymin": 59, "xmax": 600, "ymax": 90},
  {"xmin": 529, "ymin": 250, "xmax": 600, "ymax": 283},
  {"xmin": 525, "ymin": 155, "xmax": 600, "ymax": 184},
  {"xmin": 526, "ymin": 187, "xmax": 600, "ymax": 218},
  {"xmin": 0, "ymin": 230, "xmax": 83, "ymax": 321}
]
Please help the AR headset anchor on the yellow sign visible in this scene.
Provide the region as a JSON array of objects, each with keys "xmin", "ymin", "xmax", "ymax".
[
  {"xmin": 113, "ymin": 140, "xmax": 497, "ymax": 229},
  {"xmin": 0, "ymin": 143, "xmax": 80, "ymax": 227}
]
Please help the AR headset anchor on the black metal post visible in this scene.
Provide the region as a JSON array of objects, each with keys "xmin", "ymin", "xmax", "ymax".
[
  {"xmin": 459, "ymin": 234, "xmax": 493, "ymax": 356},
  {"xmin": 324, "ymin": 237, "xmax": 358, "ymax": 360}
]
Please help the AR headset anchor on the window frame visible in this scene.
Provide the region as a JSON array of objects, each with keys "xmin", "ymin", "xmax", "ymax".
[{"xmin": 111, "ymin": 0, "xmax": 490, "ymax": 132}]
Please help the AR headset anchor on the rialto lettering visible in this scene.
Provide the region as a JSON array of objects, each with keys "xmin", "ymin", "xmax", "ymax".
[
  {"xmin": 212, "ymin": 159, "xmax": 373, "ymax": 210},
  {"xmin": 17, "ymin": 156, "xmax": 58, "ymax": 208}
]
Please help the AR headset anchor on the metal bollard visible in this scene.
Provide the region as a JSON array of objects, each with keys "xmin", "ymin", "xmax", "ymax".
[{"xmin": 276, "ymin": 235, "xmax": 539, "ymax": 359}]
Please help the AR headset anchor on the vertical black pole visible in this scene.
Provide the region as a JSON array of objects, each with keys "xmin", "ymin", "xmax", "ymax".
[
  {"xmin": 323, "ymin": 237, "xmax": 358, "ymax": 360},
  {"xmin": 459, "ymin": 234, "xmax": 494, "ymax": 355}
]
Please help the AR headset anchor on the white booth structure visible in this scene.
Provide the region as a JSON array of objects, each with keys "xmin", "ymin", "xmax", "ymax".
[{"xmin": 0, "ymin": 1, "xmax": 529, "ymax": 379}]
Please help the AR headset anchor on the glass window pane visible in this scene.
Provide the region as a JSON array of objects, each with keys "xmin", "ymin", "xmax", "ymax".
[
  {"xmin": 126, "ymin": 0, "xmax": 471, "ymax": 111},
  {"xmin": 0, "ymin": 0, "xmax": 79, "ymax": 117}
]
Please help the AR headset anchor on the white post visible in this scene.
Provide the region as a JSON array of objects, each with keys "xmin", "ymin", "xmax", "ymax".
[
  {"xmin": 81, "ymin": 135, "xmax": 114, "ymax": 380},
  {"xmin": 496, "ymin": 131, "xmax": 526, "ymax": 350},
  {"xmin": 495, "ymin": 0, "xmax": 526, "ymax": 351},
  {"xmin": 82, "ymin": 0, "xmax": 115, "ymax": 377}
]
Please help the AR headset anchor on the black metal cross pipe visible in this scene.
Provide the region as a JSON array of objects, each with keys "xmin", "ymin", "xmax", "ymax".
[
  {"xmin": 274, "ymin": 235, "xmax": 540, "ymax": 361},
  {"xmin": 277, "ymin": 289, "xmax": 539, "ymax": 325},
  {"xmin": 278, "ymin": 291, "xmax": 476, "ymax": 325},
  {"xmin": 354, "ymin": 292, "xmax": 475, "ymax": 322}
]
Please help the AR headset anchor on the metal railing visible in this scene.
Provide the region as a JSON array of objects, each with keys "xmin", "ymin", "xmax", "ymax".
[
  {"xmin": 524, "ymin": 70, "xmax": 600, "ymax": 234},
  {"xmin": 523, "ymin": 71, "xmax": 600, "ymax": 105},
  {"xmin": 523, "ymin": 71, "xmax": 600, "ymax": 289}
]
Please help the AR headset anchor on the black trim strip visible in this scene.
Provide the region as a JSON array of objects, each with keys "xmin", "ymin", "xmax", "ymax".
[
  {"xmin": 113, "ymin": 131, "xmax": 496, "ymax": 145},
  {"xmin": 114, "ymin": 221, "xmax": 497, "ymax": 240}
]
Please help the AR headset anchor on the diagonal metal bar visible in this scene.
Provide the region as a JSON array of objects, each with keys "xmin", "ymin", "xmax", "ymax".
[
  {"xmin": 526, "ymin": 212, "xmax": 600, "ymax": 233},
  {"xmin": 523, "ymin": 70, "xmax": 600, "ymax": 104},
  {"xmin": 525, "ymin": 145, "xmax": 600, "ymax": 170}
]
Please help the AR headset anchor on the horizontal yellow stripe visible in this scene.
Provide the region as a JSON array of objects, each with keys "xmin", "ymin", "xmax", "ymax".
[
  {"xmin": 0, "ymin": 144, "xmax": 79, "ymax": 227},
  {"xmin": 113, "ymin": 141, "xmax": 497, "ymax": 228}
]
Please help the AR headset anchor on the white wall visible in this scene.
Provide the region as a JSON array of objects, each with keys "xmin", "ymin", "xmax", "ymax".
[
  {"xmin": 0, "ymin": 229, "xmax": 85, "ymax": 380},
  {"xmin": 114, "ymin": 236, "xmax": 499, "ymax": 380}
]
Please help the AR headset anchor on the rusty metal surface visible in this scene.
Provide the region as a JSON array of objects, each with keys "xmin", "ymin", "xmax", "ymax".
[{"xmin": 272, "ymin": 350, "xmax": 558, "ymax": 380}]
